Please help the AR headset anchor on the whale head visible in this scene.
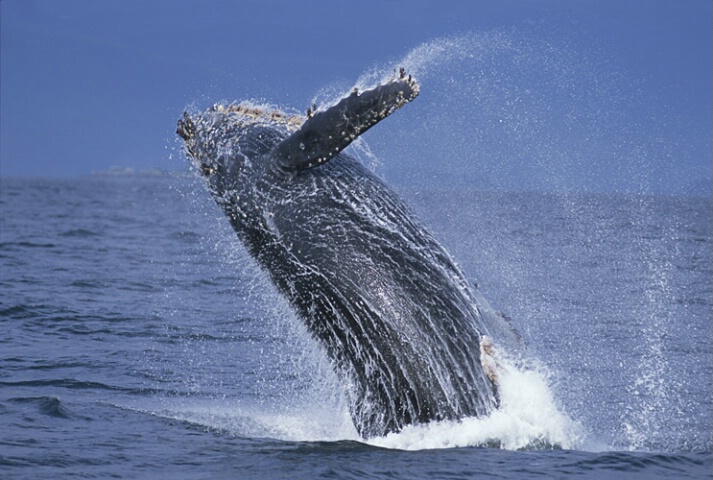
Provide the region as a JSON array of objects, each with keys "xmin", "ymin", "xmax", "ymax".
[
  {"xmin": 177, "ymin": 73, "xmax": 419, "ymax": 198},
  {"xmin": 176, "ymin": 103, "xmax": 305, "ymax": 198}
]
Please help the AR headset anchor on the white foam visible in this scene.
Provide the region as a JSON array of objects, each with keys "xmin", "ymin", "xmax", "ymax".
[
  {"xmin": 140, "ymin": 352, "xmax": 582, "ymax": 451},
  {"xmin": 151, "ymin": 400, "xmax": 358, "ymax": 442},
  {"xmin": 368, "ymin": 356, "xmax": 583, "ymax": 451}
]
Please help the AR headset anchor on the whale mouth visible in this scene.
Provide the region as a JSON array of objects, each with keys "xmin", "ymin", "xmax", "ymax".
[{"xmin": 175, "ymin": 112, "xmax": 210, "ymax": 175}]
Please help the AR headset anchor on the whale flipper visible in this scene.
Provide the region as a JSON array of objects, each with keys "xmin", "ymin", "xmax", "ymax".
[{"xmin": 273, "ymin": 75, "xmax": 419, "ymax": 172}]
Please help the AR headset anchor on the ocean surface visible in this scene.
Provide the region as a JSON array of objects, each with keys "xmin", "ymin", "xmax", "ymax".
[{"xmin": 1, "ymin": 174, "xmax": 711, "ymax": 479}]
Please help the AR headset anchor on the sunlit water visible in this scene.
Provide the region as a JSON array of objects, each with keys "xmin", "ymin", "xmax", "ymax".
[{"xmin": 2, "ymin": 32, "xmax": 711, "ymax": 478}]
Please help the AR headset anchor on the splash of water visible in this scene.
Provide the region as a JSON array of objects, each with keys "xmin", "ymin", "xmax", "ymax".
[
  {"xmin": 369, "ymin": 355, "xmax": 582, "ymax": 451},
  {"xmin": 164, "ymin": 31, "xmax": 614, "ymax": 450},
  {"xmin": 358, "ymin": 30, "xmax": 517, "ymax": 87},
  {"xmin": 310, "ymin": 30, "xmax": 518, "ymax": 113},
  {"xmin": 142, "ymin": 346, "xmax": 581, "ymax": 450}
]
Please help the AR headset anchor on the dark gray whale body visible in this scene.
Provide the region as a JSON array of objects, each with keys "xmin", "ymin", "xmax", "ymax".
[{"xmin": 177, "ymin": 72, "xmax": 501, "ymax": 438}]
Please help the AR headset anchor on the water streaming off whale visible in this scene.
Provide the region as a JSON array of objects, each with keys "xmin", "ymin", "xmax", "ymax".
[{"xmin": 176, "ymin": 73, "xmax": 520, "ymax": 438}]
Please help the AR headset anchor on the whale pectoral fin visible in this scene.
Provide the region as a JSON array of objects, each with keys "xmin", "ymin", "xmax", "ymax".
[{"xmin": 273, "ymin": 73, "xmax": 420, "ymax": 172}]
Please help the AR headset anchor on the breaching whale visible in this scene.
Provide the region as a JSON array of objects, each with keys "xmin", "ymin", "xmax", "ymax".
[{"xmin": 177, "ymin": 70, "xmax": 503, "ymax": 439}]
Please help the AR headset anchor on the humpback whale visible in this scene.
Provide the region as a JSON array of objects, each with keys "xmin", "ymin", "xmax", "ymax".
[{"xmin": 177, "ymin": 71, "xmax": 502, "ymax": 438}]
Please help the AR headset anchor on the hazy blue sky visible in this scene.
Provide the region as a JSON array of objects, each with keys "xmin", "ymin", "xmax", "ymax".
[{"xmin": 1, "ymin": 0, "xmax": 711, "ymax": 195}]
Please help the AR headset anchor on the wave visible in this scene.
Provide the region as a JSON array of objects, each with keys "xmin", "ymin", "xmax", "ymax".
[
  {"xmin": 0, "ymin": 379, "xmax": 152, "ymax": 395},
  {"xmin": 7, "ymin": 396, "xmax": 71, "ymax": 419},
  {"xmin": 0, "ymin": 241, "xmax": 58, "ymax": 249}
]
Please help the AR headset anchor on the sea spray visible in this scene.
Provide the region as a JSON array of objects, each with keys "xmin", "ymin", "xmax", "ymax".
[
  {"xmin": 146, "ymin": 352, "xmax": 581, "ymax": 450},
  {"xmin": 163, "ymin": 34, "xmax": 588, "ymax": 448},
  {"xmin": 369, "ymin": 353, "xmax": 582, "ymax": 451}
]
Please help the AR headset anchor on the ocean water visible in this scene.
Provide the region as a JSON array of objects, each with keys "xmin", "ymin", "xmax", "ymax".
[{"xmin": 1, "ymin": 174, "xmax": 711, "ymax": 479}]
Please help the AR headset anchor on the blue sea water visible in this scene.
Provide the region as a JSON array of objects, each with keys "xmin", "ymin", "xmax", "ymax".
[{"xmin": 0, "ymin": 175, "xmax": 711, "ymax": 479}]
